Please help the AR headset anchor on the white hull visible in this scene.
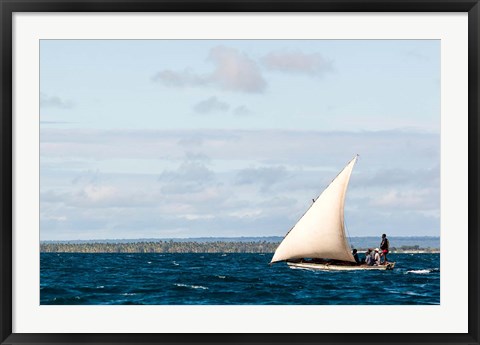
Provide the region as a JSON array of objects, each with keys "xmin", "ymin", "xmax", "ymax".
[{"xmin": 287, "ymin": 261, "xmax": 396, "ymax": 271}]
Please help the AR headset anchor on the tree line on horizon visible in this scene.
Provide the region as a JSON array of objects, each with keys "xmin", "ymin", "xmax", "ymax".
[
  {"xmin": 40, "ymin": 241, "xmax": 439, "ymax": 253},
  {"xmin": 40, "ymin": 240, "xmax": 277, "ymax": 253}
]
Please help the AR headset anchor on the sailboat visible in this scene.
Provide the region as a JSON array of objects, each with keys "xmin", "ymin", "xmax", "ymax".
[{"xmin": 270, "ymin": 155, "xmax": 395, "ymax": 271}]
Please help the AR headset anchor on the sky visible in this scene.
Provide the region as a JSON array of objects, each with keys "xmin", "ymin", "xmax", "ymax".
[{"xmin": 40, "ymin": 39, "xmax": 440, "ymax": 240}]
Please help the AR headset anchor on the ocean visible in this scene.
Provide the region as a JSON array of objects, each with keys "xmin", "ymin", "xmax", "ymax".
[{"xmin": 40, "ymin": 253, "xmax": 440, "ymax": 305}]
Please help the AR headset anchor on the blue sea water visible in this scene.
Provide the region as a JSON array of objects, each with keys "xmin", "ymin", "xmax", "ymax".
[{"xmin": 40, "ymin": 253, "xmax": 440, "ymax": 305}]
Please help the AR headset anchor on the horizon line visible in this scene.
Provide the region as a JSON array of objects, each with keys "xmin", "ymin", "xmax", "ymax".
[{"xmin": 40, "ymin": 235, "xmax": 440, "ymax": 242}]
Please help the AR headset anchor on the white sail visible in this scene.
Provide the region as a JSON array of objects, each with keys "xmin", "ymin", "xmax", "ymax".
[{"xmin": 271, "ymin": 156, "xmax": 358, "ymax": 263}]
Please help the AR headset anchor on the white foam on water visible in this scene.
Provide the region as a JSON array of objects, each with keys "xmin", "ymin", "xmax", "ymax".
[
  {"xmin": 172, "ymin": 261, "xmax": 179, "ymax": 266},
  {"xmin": 122, "ymin": 293, "xmax": 137, "ymax": 296},
  {"xmin": 175, "ymin": 283, "xmax": 208, "ymax": 290},
  {"xmin": 96, "ymin": 286, "xmax": 105, "ymax": 289},
  {"xmin": 218, "ymin": 276, "xmax": 226, "ymax": 279},
  {"xmin": 383, "ymin": 288, "xmax": 402, "ymax": 295},
  {"xmin": 407, "ymin": 269, "xmax": 431, "ymax": 274},
  {"xmin": 147, "ymin": 261, "xmax": 152, "ymax": 264},
  {"xmin": 404, "ymin": 291, "xmax": 428, "ymax": 297}
]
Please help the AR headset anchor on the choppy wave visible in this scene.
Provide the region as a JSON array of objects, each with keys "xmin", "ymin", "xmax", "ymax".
[{"xmin": 175, "ymin": 283, "xmax": 209, "ymax": 290}]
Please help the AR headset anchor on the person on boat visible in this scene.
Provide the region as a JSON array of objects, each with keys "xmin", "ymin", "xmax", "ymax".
[
  {"xmin": 380, "ymin": 233, "xmax": 389, "ymax": 264},
  {"xmin": 374, "ymin": 248, "xmax": 381, "ymax": 265},
  {"xmin": 352, "ymin": 249, "xmax": 360, "ymax": 264},
  {"xmin": 365, "ymin": 249, "xmax": 374, "ymax": 266}
]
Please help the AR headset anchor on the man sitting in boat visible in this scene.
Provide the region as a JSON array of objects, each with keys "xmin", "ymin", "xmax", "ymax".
[
  {"xmin": 365, "ymin": 249, "xmax": 374, "ymax": 266},
  {"xmin": 352, "ymin": 249, "xmax": 360, "ymax": 264},
  {"xmin": 374, "ymin": 248, "xmax": 382, "ymax": 265},
  {"xmin": 380, "ymin": 234, "xmax": 389, "ymax": 264}
]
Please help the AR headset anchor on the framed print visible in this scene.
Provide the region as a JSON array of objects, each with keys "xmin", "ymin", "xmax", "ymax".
[{"xmin": 1, "ymin": 1, "xmax": 479, "ymax": 344}]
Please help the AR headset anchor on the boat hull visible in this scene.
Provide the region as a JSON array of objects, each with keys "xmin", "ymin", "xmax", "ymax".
[{"xmin": 287, "ymin": 261, "xmax": 396, "ymax": 271}]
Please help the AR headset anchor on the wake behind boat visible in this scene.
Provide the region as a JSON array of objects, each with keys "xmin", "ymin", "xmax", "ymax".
[{"xmin": 270, "ymin": 155, "xmax": 395, "ymax": 271}]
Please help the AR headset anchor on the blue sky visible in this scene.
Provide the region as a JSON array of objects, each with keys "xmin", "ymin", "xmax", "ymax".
[{"xmin": 40, "ymin": 39, "xmax": 440, "ymax": 240}]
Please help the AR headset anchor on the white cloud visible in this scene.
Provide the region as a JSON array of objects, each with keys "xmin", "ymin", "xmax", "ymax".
[
  {"xmin": 77, "ymin": 185, "xmax": 158, "ymax": 208},
  {"xmin": 369, "ymin": 188, "xmax": 439, "ymax": 210},
  {"xmin": 182, "ymin": 214, "xmax": 215, "ymax": 220},
  {"xmin": 208, "ymin": 46, "xmax": 266, "ymax": 93},
  {"xmin": 40, "ymin": 128, "xmax": 439, "ymax": 170},
  {"xmin": 192, "ymin": 99, "xmax": 252, "ymax": 117},
  {"xmin": 193, "ymin": 96, "xmax": 230, "ymax": 114},
  {"xmin": 262, "ymin": 50, "xmax": 332, "ymax": 76},
  {"xmin": 40, "ymin": 128, "xmax": 439, "ymax": 239},
  {"xmin": 345, "ymin": 208, "xmax": 439, "ymax": 236},
  {"xmin": 82, "ymin": 185, "xmax": 117, "ymax": 202},
  {"xmin": 152, "ymin": 46, "xmax": 266, "ymax": 93},
  {"xmin": 42, "ymin": 214, "xmax": 67, "ymax": 222},
  {"xmin": 151, "ymin": 69, "xmax": 210, "ymax": 87},
  {"xmin": 235, "ymin": 166, "xmax": 289, "ymax": 192},
  {"xmin": 159, "ymin": 160, "xmax": 214, "ymax": 184},
  {"xmin": 40, "ymin": 93, "xmax": 74, "ymax": 109},
  {"xmin": 354, "ymin": 165, "xmax": 440, "ymax": 189},
  {"xmin": 228, "ymin": 209, "xmax": 263, "ymax": 219}
]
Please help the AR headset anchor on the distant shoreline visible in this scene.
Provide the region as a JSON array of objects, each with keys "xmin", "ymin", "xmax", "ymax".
[{"xmin": 40, "ymin": 240, "xmax": 440, "ymax": 254}]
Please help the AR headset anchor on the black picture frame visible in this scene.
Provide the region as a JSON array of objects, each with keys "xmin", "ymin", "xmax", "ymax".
[{"xmin": 1, "ymin": 1, "xmax": 479, "ymax": 344}]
